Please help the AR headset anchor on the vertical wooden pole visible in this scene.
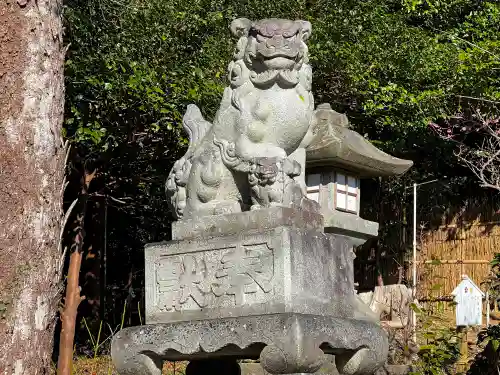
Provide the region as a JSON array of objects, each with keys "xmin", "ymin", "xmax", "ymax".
[
  {"xmin": 456, "ymin": 326, "xmax": 469, "ymax": 373},
  {"xmin": 57, "ymin": 169, "xmax": 94, "ymax": 375},
  {"xmin": 412, "ymin": 183, "xmax": 417, "ymax": 344},
  {"xmin": 486, "ymin": 291, "xmax": 490, "ymax": 327}
]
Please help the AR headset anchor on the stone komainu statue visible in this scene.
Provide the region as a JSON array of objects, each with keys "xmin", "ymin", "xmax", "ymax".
[
  {"xmin": 111, "ymin": 18, "xmax": 403, "ymax": 375},
  {"xmin": 166, "ymin": 18, "xmax": 318, "ymax": 219}
]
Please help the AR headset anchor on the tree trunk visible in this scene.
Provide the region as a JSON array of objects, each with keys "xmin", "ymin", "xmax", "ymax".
[{"xmin": 0, "ymin": 0, "xmax": 65, "ymax": 373}]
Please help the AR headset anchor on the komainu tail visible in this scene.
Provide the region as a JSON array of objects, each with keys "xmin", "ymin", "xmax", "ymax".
[
  {"xmin": 165, "ymin": 104, "xmax": 212, "ymax": 218},
  {"xmin": 183, "ymin": 104, "xmax": 212, "ymax": 153}
]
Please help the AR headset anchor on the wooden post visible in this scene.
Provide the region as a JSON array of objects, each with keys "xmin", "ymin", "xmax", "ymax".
[
  {"xmin": 456, "ymin": 326, "xmax": 469, "ymax": 373},
  {"xmin": 57, "ymin": 169, "xmax": 95, "ymax": 375},
  {"xmin": 486, "ymin": 291, "xmax": 490, "ymax": 327}
]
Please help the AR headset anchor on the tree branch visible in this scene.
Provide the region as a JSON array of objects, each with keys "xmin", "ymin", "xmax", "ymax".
[{"xmin": 432, "ymin": 109, "xmax": 500, "ymax": 192}]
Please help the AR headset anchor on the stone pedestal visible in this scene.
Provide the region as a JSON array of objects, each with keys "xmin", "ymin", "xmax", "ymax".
[{"xmin": 111, "ymin": 208, "xmax": 388, "ymax": 375}]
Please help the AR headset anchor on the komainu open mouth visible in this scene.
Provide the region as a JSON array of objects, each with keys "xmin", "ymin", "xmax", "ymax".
[{"xmin": 259, "ymin": 51, "xmax": 298, "ymax": 61}]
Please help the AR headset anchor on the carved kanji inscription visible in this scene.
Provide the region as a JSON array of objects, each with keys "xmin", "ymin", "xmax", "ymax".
[{"xmin": 155, "ymin": 243, "xmax": 274, "ymax": 311}]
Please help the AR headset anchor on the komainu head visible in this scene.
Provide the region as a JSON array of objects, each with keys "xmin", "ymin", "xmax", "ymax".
[{"xmin": 230, "ymin": 18, "xmax": 311, "ymax": 72}]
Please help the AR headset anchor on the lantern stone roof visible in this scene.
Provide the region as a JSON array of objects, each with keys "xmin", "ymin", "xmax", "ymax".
[{"xmin": 305, "ymin": 104, "xmax": 413, "ymax": 177}]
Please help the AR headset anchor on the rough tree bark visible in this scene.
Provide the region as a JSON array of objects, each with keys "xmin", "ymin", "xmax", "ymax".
[{"xmin": 0, "ymin": 0, "xmax": 65, "ymax": 373}]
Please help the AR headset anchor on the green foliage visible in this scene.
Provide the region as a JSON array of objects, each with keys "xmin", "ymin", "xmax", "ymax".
[
  {"xmin": 63, "ymin": 0, "xmax": 500, "ymax": 225},
  {"xmin": 467, "ymin": 325, "xmax": 500, "ymax": 375},
  {"xmin": 65, "ymin": 0, "xmax": 500, "ymax": 150},
  {"xmin": 476, "ymin": 255, "xmax": 500, "ymax": 371},
  {"xmin": 484, "ymin": 253, "xmax": 500, "ymax": 304},
  {"xmin": 410, "ymin": 306, "xmax": 461, "ymax": 375},
  {"xmin": 62, "ymin": 0, "xmax": 500, "ymax": 354}
]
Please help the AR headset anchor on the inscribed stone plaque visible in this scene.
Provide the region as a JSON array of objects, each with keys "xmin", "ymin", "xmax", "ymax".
[{"xmin": 154, "ymin": 242, "xmax": 274, "ymax": 312}]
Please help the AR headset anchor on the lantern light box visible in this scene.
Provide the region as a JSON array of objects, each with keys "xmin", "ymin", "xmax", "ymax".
[{"xmin": 304, "ymin": 103, "xmax": 412, "ymax": 239}]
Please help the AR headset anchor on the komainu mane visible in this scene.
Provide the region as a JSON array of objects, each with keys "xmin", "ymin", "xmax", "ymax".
[{"xmin": 166, "ymin": 18, "xmax": 318, "ymax": 219}]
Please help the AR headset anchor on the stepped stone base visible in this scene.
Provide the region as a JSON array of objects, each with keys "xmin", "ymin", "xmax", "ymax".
[
  {"xmin": 112, "ymin": 208, "xmax": 388, "ymax": 375},
  {"xmin": 240, "ymin": 363, "xmax": 413, "ymax": 375},
  {"xmin": 111, "ymin": 313, "xmax": 388, "ymax": 375},
  {"xmin": 145, "ymin": 208, "xmax": 376, "ymax": 324}
]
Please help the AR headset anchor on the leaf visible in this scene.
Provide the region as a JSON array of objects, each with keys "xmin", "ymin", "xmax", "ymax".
[
  {"xmin": 431, "ymin": 283, "xmax": 443, "ymax": 291},
  {"xmin": 491, "ymin": 254, "xmax": 500, "ymax": 266},
  {"xmin": 419, "ymin": 345, "xmax": 436, "ymax": 351},
  {"xmin": 152, "ymin": 87, "xmax": 164, "ymax": 95},
  {"xmin": 492, "ymin": 339, "xmax": 500, "ymax": 352},
  {"xmin": 410, "ymin": 303, "xmax": 423, "ymax": 314}
]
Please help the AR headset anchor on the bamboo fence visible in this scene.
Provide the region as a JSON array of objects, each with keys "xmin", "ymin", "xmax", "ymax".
[
  {"xmin": 415, "ymin": 218, "xmax": 500, "ymax": 313},
  {"xmin": 355, "ymin": 195, "xmax": 500, "ymax": 318}
]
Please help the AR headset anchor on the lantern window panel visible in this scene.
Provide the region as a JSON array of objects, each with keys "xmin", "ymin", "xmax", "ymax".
[
  {"xmin": 334, "ymin": 173, "xmax": 359, "ymax": 214},
  {"xmin": 306, "ymin": 173, "xmax": 321, "ymax": 203}
]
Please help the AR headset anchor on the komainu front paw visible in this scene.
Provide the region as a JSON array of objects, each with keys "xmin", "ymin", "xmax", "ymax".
[
  {"xmin": 282, "ymin": 158, "xmax": 301, "ymax": 177},
  {"xmin": 253, "ymin": 157, "xmax": 280, "ymax": 185}
]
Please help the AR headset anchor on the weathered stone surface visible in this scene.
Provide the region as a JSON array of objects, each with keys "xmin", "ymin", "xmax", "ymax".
[
  {"xmin": 305, "ymin": 103, "xmax": 413, "ymax": 177},
  {"xmin": 241, "ymin": 363, "xmax": 273, "ymax": 375},
  {"xmin": 240, "ymin": 363, "xmax": 413, "ymax": 375},
  {"xmin": 146, "ymin": 217, "xmax": 370, "ymax": 324},
  {"xmin": 241, "ymin": 360, "xmax": 340, "ymax": 375},
  {"xmin": 111, "ymin": 314, "xmax": 388, "ymax": 375},
  {"xmin": 358, "ymin": 285, "xmax": 413, "ymax": 327},
  {"xmin": 324, "ymin": 210, "xmax": 379, "ymax": 246},
  {"xmin": 172, "ymin": 206, "xmax": 323, "ymax": 240},
  {"xmin": 165, "ymin": 18, "xmax": 316, "ymax": 220}
]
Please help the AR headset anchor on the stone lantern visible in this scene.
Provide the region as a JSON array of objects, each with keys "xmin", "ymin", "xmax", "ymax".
[{"xmin": 304, "ymin": 103, "xmax": 413, "ymax": 245}]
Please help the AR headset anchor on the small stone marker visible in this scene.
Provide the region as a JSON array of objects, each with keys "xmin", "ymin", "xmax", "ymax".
[{"xmin": 452, "ymin": 275, "xmax": 484, "ymax": 327}]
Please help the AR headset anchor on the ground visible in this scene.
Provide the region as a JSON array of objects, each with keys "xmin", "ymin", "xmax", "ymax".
[{"xmin": 62, "ymin": 357, "xmax": 186, "ymax": 375}]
